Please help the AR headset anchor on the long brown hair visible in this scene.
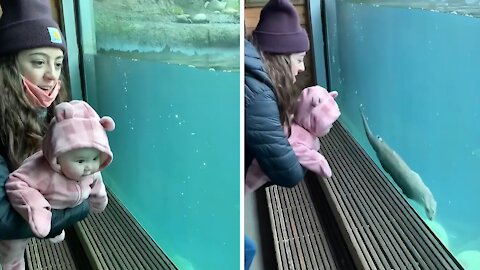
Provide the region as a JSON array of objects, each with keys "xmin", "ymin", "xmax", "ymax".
[
  {"xmin": 0, "ymin": 54, "xmax": 69, "ymax": 169},
  {"xmin": 257, "ymin": 49, "xmax": 296, "ymax": 127}
]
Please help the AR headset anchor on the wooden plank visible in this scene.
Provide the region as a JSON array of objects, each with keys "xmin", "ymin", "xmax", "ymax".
[
  {"xmin": 74, "ymin": 191, "xmax": 177, "ymax": 270},
  {"xmin": 26, "ymin": 238, "xmax": 79, "ymax": 270},
  {"xmin": 266, "ymin": 180, "xmax": 356, "ymax": 269},
  {"xmin": 50, "ymin": 0, "xmax": 60, "ymax": 24}
]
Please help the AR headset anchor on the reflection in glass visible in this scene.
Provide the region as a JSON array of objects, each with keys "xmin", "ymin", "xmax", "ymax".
[{"xmin": 94, "ymin": 0, "xmax": 240, "ymax": 71}]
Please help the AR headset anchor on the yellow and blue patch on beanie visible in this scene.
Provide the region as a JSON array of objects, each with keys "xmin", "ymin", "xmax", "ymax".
[{"xmin": 47, "ymin": 27, "xmax": 63, "ymax": 44}]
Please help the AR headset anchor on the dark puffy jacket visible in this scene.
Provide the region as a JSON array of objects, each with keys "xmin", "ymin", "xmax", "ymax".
[{"xmin": 244, "ymin": 39, "xmax": 305, "ymax": 188}]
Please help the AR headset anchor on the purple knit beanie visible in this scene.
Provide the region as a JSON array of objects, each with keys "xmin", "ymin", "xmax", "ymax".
[
  {"xmin": 252, "ymin": 0, "xmax": 309, "ymax": 54},
  {"xmin": 0, "ymin": 0, "xmax": 66, "ymax": 56}
]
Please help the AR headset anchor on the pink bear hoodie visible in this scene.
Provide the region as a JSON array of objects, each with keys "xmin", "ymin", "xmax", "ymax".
[
  {"xmin": 5, "ymin": 100, "xmax": 115, "ymax": 238},
  {"xmin": 245, "ymin": 86, "xmax": 340, "ymax": 193}
]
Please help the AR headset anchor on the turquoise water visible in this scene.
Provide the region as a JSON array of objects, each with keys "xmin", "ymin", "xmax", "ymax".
[
  {"xmin": 84, "ymin": 53, "xmax": 240, "ymax": 270},
  {"xmin": 349, "ymin": 0, "xmax": 480, "ymax": 18},
  {"xmin": 326, "ymin": 1, "xmax": 480, "ymax": 268}
]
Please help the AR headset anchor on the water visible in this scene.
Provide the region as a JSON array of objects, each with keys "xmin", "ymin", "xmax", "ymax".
[
  {"xmin": 76, "ymin": 1, "xmax": 240, "ymax": 268},
  {"xmin": 350, "ymin": 0, "xmax": 480, "ymax": 17},
  {"xmin": 98, "ymin": 48, "xmax": 240, "ymax": 72},
  {"xmin": 326, "ymin": 1, "xmax": 480, "ymax": 268},
  {"xmin": 84, "ymin": 53, "xmax": 240, "ymax": 270}
]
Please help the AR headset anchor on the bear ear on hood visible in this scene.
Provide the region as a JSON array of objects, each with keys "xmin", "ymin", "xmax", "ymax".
[
  {"xmin": 54, "ymin": 102, "xmax": 74, "ymax": 121},
  {"xmin": 100, "ymin": 116, "xmax": 115, "ymax": 131},
  {"xmin": 330, "ymin": 91, "xmax": 338, "ymax": 98}
]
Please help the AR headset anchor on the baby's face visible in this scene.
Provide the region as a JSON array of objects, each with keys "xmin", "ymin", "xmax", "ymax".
[{"xmin": 57, "ymin": 148, "xmax": 101, "ymax": 180}]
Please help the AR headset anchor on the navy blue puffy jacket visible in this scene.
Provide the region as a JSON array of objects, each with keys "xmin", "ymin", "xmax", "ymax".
[{"xmin": 244, "ymin": 39, "xmax": 305, "ymax": 188}]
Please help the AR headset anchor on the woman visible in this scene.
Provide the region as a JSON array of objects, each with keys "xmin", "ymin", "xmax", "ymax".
[
  {"xmin": 0, "ymin": 0, "xmax": 88, "ymax": 243},
  {"xmin": 244, "ymin": 0, "xmax": 311, "ymax": 268}
]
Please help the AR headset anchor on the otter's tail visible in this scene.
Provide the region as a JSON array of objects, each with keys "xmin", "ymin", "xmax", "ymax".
[{"xmin": 360, "ymin": 108, "xmax": 376, "ymax": 145}]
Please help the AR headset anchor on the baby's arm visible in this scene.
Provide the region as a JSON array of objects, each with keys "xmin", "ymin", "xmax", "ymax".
[
  {"xmin": 290, "ymin": 141, "xmax": 332, "ymax": 178},
  {"xmin": 88, "ymin": 173, "xmax": 108, "ymax": 213},
  {"xmin": 5, "ymin": 173, "xmax": 52, "ymax": 238}
]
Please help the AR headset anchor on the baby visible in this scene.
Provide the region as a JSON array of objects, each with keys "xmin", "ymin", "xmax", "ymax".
[
  {"xmin": 245, "ymin": 86, "xmax": 340, "ymax": 193},
  {"xmin": 0, "ymin": 100, "xmax": 115, "ymax": 270}
]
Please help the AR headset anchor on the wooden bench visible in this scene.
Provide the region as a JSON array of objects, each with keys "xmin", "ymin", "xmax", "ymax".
[
  {"xmin": 266, "ymin": 122, "xmax": 463, "ymax": 270},
  {"xmin": 266, "ymin": 178, "xmax": 356, "ymax": 270},
  {"xmin": 26, "ymin": 237, "xmax": 82, "ymax": 270},
  {"xmin": 74, "ymin": 191, "xmax": 177, "ymax": 270},
  {"xmin": 25, "ymin": 190, "xmax": 176, "ymax": 270}
]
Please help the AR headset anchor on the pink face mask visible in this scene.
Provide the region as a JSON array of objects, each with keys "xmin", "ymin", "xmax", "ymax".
[{"xmin": 22, "ymin": 76, "xmax": 61, "ymax": 108}]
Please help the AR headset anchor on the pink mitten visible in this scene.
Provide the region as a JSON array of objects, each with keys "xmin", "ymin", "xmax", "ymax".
[
  {"xmin": 318, "ymin": 155, "xmax": 332, "ymax": 178},
  {"xmin": 30, "ymin": 207, "xmax": 52, "ymax": 238},
  {"xmin": 89, "ymin": 175, "xmax": 109, "ymax": 213}
]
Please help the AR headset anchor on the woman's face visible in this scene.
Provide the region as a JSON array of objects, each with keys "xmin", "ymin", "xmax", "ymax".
[
  {"xmin": 17, "ymin": 47, "xmax": 64, "ymax": 91},
  {"xmin": 290, "ymin": 52, "xmax": 306, "ymax": 83}
]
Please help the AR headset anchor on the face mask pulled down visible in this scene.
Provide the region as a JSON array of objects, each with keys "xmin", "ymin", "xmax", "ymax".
[{"xmin": 22, "ymin": 76, "xmax": 61, "ymax": 108}]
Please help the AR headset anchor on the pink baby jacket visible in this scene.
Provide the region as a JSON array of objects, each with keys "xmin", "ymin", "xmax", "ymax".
[
  {"xmin": 6, "ymin": 100, "xmax": 115, "ymax": 238},
  {"xmin": 245, "ymin": 86, "xmax": 340, "ymax": 193}
]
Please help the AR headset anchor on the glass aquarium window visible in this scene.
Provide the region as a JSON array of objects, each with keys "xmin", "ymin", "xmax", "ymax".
[
  {"xmin": 76, "ymin": 0, "xmax": 240, "ymax": 269},
  {"xmin": 324, "ymin": 1, "xmax": 480, "ymax": 269}
]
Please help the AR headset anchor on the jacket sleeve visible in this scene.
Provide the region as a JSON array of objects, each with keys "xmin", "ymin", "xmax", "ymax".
[
  {"xmin": 6, "ymin": 172, "xmax": 53, "ymax": 238},
  {"xmin": 245, "ymin": 83, "xmax": 305, "ymax": 188},
  {"xmin": 0, "ymin": 154, "xmax": 89, "ymax": 240},
  {"xmin": 0, "ymin": 154, "xmax": 40, "ymax": 239},
  {"xmin": 290, "ymin": 141, "xmax": 332, "ymax": 178},
  {"xmin": 88, "ymin": 173, "xmax": 108, "ymax": 213},
  {"xmin": 48, "ymin": 201, "xmax": 89, "ymax": 237}
]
